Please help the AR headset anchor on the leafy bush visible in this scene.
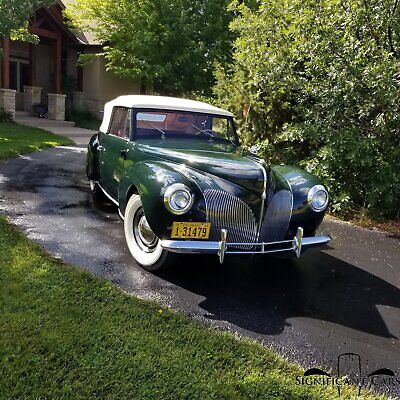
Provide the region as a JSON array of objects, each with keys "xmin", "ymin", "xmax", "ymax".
[
  {"xmin": 67, "ymin": 109, "xmax": 101, "ymax": 131},
  {"xmin": 0, "ymin": 107, "xmax": 12, "ymax": 122},
  {"xmin": 214, "ymin": 0, "xmax": 400, "ymax": 219}
]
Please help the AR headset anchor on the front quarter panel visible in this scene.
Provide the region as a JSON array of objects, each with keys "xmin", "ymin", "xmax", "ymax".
[
  {"xmin": 272, "ymin": 165, "xmax": 327, "ymax": 237},
  {"xmin": 119, "ymin": 161, "xmax": 207, "ymax": 240}
]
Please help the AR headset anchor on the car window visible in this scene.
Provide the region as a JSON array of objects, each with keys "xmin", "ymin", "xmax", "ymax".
[
  {"xmin": 109, "ymin": 107, "xmax": 130, "ymax": 139},
  {"xmin": 135, "ymin": 110, "xmax": 237, "ymax": 144}
]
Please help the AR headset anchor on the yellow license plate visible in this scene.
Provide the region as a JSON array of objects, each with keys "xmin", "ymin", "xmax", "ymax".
[{"xmin": 171, "ymin": 222, "xmax": 210, "ymax": 239}]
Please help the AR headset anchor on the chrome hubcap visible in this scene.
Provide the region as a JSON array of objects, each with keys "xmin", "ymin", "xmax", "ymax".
[
  {"xmin": 138, "ymin": 215, "xmax": 156, "ymax": 245},
  {"xmin": 133, "ymin": 209, "xmax": 158, "ymax": 252}
]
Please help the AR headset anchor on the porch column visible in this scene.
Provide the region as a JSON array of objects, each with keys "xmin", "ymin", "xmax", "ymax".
[
  {"xmin": 77, "ymin": 65, "xmax": 83, "ymax": 92},
  {"xmin": 54, "ymin": 36, "xmax": 61, "ymax": 93},
  {"xmin": 1, "ymin": 37, "xmax": 10, "ymax": 89},
  {"xmin": 0, "ymin": 89, "xmax": 16, "ymax": 119},
  {"xmin": 28, "ymin": 44, "xmax": 37, "ymax": 86},
  {"xmin": 24, "ymin": 86, "xmax": 42, "ymax": 114},
  {"xmin": 72, "ymin": 91, "xmax": 86, "ymax": 111},
  {"xmin": 48, "ymin": 93, "xmax": 66, "ymax": 120}
]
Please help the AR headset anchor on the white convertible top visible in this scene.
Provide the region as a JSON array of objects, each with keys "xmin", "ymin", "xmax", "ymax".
[{"xmin": 99, "ymin": 95, "xmax": 233, "ymax": 132}]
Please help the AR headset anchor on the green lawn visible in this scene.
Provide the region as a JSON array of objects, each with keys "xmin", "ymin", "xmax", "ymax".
[
  {"xmin": 0, "ymin": 123, "xmax": 385, "ymax": 399},
  {"xmin": 0, "ymin": 122, "xmax": 73, "ymax": 160},
  {"xmin": 0, "ymin": 218, "xmax": 384, "ymax": 400}
]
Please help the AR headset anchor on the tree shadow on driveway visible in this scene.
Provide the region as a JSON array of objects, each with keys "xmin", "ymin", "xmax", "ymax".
[{"xmin": 158, "ymin": 250, "xmax": 400, "ymax": 339}]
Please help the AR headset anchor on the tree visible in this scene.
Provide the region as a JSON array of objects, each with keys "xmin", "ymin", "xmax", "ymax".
[
  {"xmin": 214, "ymin": 0, "xmax": 400, "ymax": 219},
  {"xmin": 0, "ymin": 0, "xmax": 54, "ymax": 41},
  {"xmin": 65, "ymin": 0, "xmax": 233, "ymax": 95}
]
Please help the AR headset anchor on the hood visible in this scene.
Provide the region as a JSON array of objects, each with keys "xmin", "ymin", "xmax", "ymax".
[{"xmin": 136, "ymin": 139, "xmax": 265, "ymax": 196}]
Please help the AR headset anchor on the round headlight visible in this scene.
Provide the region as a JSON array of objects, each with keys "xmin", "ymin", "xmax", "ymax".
[
  {"xmin": 164, "ymin": 183, "xmax": 194, "ymax": 215},
  {"xmin": 307, "ymin": 185, "xmax": 329, "ymax": 212}
]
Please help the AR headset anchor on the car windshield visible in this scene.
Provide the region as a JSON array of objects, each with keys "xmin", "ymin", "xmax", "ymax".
[{"xmin": 134, "ymin": 110, "xmax": 238, "ymax": 144}]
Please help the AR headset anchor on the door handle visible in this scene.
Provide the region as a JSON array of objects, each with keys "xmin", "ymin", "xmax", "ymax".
[{"xmin": 97, "ymin": 145, "xmax": 103, "ymax": 151}]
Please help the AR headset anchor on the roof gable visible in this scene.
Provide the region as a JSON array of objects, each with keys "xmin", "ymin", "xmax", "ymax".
[{"xmin": 58, "ymin": 0, "xmax": 100, "ymax": 45}]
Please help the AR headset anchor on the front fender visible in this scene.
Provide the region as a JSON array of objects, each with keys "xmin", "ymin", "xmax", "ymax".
[
  {"xmin": 271, "ymin": 165, "xmax": 326, "ymax": 237},
  {"xmin": 118, "ymin": 161, "xmax": 206, "ymax": 240}
]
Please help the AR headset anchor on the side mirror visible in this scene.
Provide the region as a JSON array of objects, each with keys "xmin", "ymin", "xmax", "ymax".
[{"xmin": 249, "ymin": 144, "xmax": 260, "ymax": 155}]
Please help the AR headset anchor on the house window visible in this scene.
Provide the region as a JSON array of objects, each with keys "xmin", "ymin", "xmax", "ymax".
[
  {"xmin": 109, "ymin": 107, "xmax": 131, "ymax": 139},
  {"xmin": 9, "ymin": 58, "xmax": 29, "ymax": 93}
]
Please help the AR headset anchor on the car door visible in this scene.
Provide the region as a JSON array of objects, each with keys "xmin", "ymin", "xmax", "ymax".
[{"xmin": 99, "ymin": 107, "xmax": 131, "ymax": 200}]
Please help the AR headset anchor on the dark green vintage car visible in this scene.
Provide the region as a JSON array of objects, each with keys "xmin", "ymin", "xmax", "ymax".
[{"xmin": 87, "ymin": 95, "xmax": 331, "ymax": 271}]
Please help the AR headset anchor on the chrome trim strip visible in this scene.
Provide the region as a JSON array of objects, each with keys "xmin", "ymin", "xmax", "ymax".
[
  {"xmin": 98, "ymin": 183, "xmax": 119, "ymax": 206},
  {"xmin": 162, "ymin": 240, "xmax": 220, "ymax": 253},
  {"xmin": 256, "ymin": 160, "xmax": 267, "ymax": 241},
  {"xmin": 273, "ymin": 168, "xmax": 294, "ymax": 230},
  {"xmin": 302, "ymin": 236, "xmax": 332, "ymax": 246}
]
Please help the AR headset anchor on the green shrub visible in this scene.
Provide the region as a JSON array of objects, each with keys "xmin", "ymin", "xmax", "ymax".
[
  {"xmin": 0, "ymin": 107, "xmax": 12, "ymax": 122},
  {"xmin": 214, "ymin": 0, "xmax": 400, "ymax": 219},
  {"xmin": 67, "ymin": 109, "xmax": 101, "ymax": 131}
]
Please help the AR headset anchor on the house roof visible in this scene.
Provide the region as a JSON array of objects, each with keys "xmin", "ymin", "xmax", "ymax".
[
  {"xmin": 100, "ymin": 95, "xmax": 234, "ymax": 132},
  {"xmin": 58, "ymin": 0, "xmax": 101, "ymax": 45}
]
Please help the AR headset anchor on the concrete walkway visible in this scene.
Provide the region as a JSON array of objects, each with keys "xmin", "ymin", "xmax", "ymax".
[{"xmin": 14, "ymin": 111, "xmax": 97, "ymax": 146}]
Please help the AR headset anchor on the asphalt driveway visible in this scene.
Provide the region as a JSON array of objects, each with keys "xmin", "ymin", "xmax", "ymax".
[{"xmin": 1, "ymin": 146, "xmax": 399, "ymax": 395}]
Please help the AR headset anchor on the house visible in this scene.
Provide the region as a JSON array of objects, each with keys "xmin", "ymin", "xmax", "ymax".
[{"xmin": 0, "ymin": 0, "xmax": 143, "ymax": 121}]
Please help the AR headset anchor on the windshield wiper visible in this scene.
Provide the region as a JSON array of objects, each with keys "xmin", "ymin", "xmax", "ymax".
[
  {"xmin": 191, "ymin": 125, "xmax": 216, "ymax": 140},
  {"xmin": 191, "ymin": 124, "xmax": 236, "ymax": 146},
  {"xmin": 142, "ymin": 121, "xmax": 167, "ymax": 139}
]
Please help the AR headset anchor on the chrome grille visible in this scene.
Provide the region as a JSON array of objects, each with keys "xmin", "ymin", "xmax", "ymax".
[{"xmin": 204, "ymin": 189, "xmax": 257, "ymax": 247}]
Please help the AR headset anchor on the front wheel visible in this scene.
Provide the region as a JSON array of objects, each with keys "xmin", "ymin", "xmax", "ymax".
[{"xmin": 124, "ymin": 194, "xmax": 174, "ymax": 271}]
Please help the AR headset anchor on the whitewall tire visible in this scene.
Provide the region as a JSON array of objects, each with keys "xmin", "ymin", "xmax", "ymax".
[{"xmin": 124, "ymin": 194, "xmax": 173, "ymax": 271}]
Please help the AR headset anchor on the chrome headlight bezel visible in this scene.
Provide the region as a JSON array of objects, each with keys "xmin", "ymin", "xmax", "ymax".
[
  {"xmin": 307, "ymin": 185, "xmax": 329, "ymax": 212},
  {"xmin": 164, "ymin": 183, "xmax": 194, "ymax": 215}
]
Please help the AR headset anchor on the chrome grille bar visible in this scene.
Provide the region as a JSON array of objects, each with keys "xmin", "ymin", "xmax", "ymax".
[{"xmin": 204, "ymin": 189, "xmax": 257, "ymax": 248}]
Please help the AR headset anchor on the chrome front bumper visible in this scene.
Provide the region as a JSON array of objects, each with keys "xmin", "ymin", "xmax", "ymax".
[{"xmin": 161, "ymin": 227, "xmax": 331, "ymax": 264}]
